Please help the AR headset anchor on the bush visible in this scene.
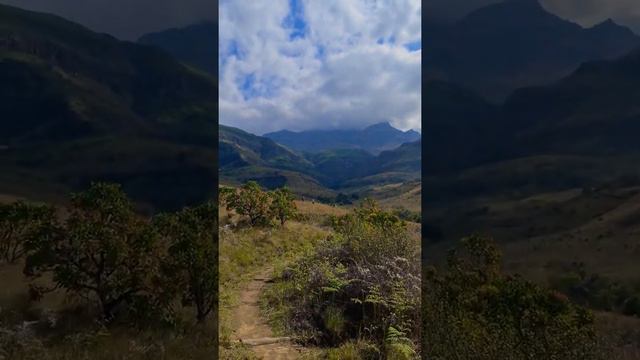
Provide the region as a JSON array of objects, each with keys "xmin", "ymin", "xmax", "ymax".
[
  {"xmin": 24, "ymin": 183, "xmax": 164, "ymax": 320},
  {"xmin": 269, "ymin": 187, "xmax": 297, "ymax": 226},
  {"xmin": 265, "ymin": 200, "xmax": 420, "ymax": 354},
  {"xmin": 549, "ymin": 267, "xmax": 640, "ymax": 316},
  {"xmin": 326, "ymin": 340, "xmax": 380, "ymax": 360},
  {"xmin": 423, "ymin": 236, "xmax": 606, "ymax": 360},
  {"xmin": 154, "ymin": 202, "xmax": 218, "ymax": 323},
  {"xmin": 0, "ymin": 201, "xmax": 54, "ymax": 264},
  {"xmin": 391, "ymin": 208, "xmax": 421, "ymax": 223},
  {"xmin": 224, "ymin": 181, "xmax": 272, "ymax": 226}
]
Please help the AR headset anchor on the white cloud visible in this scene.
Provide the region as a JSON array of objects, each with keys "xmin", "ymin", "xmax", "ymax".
[{"xmin": 219, "ymin": 0, "xmax": 421, "ymax": 135}]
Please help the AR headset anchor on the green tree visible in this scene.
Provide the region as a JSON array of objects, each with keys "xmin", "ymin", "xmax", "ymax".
[
  {"xmin": 269, "ymin": 187, "xmax": 297, "ymax": 226},
  {"xmin": 218, "ymin": 186, "xmax": 235, "ymax": 206},
  {"xmin": 155, "ymin": 202, "xmax": 218, "ymax": 323},
  {"xmin": 25, "ymin": 183, "xmax": 162, "ymax": 320},
  {"xmin": 225, "ymin": 181, "xmax": 272, "ymax": 226},
  {"xmin": 0, "ymin": 201, "xmax": 54, "ymax": 263}
]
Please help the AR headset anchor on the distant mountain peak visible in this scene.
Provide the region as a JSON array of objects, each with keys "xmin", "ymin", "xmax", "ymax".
[
  {"xmin": 461, "ymin": 0, "xmax": 556, "ymax": 27},
  {"xmin": 507, "ymin": 0, "xmax": 542, "ymax": 6},
  {"xmin": 264, "ymin": 121, "xmax": 420, "ymax": 154},
  {"xmin": 591, "ymin": 18, "xmax": 625, "ymax": 30},
  {"xmin": 509, "ymin": 0, "xmax": 541, "ymax": 4},
  {"xmin": 364, "ymin": 122, "xmax": 395, "ymax": 131}
]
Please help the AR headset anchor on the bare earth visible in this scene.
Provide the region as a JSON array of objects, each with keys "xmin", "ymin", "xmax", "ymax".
[{"xmin": 232, "ymin": 268, "xmax": 304, "ymax": 359}]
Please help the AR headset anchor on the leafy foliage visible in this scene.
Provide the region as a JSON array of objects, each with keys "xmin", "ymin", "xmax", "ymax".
[
  {"xmin": 155, "ymin": 202, "xmax": 218, "ymax": 323},
  {"xmin": 264, "ymin": 200, "xmax": 420, "ymax": 355},
  {"xmin": 24, "ymin": 183, "xmax": 163, "ymax": 320},
  {"xmin": 0, "ymin": 201, "xmax": 54, "ymax": 263},
  {"xmin": 549, "ymin": 265, "xmax": 640, "ymax": 318},
  {"xmin": 223, "ymin": 181, "xmax": 272, "ymax": 226},
  {"xmin": 222, "ymin": 182, "xmax": 299, "ymax": 227},
  {"xmin": 423, "ymin": 236, "xmax": 607, "ymax": 360},
  {"xmin": 269, "ymin": 186, "xmax": 298, "ymax": 226}
]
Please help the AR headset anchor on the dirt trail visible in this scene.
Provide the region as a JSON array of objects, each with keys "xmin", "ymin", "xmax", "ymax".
[{"xmin": 232, "ymin": 268, "xmax": 304, "ymax": 359}]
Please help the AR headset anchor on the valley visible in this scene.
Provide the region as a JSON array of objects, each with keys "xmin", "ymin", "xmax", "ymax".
[{"xmin": 219, "ymin": 123, "xmax": 421, "ymax": 209}]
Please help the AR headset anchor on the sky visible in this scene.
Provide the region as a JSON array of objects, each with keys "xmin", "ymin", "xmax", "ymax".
[
  {"xmin": 426, "ymin": 0, "xmax": 640, "ymax": 34},
  {"xmin": 219, "ymin": 0, "xmax": 422, "ymax": 135},
  {"xmin": 0, "ymin": 0, "xmax": 216, "ymax": 40}
]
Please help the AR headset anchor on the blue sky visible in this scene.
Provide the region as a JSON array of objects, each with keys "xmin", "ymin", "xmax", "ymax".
[{"xmin": 219, "ymin": 0, "xmax": 421, "ymax": 135}]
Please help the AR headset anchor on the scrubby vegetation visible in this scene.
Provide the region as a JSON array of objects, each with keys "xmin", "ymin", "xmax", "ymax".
[
  {"xmin": 221, "ymin": 181, "xmax": 298, "ymax": 227},
  {"xmin": 0, "ymin": 183, "xmax": 217, "ymax": 359},
  {"xmin": 263, "ymin": 199, "xmax": 421, "ymax": 358},
  {"xmin": 0, "ymin": 201, "xmax": 53, "ymax": 264},
  {"xmin": 549, "ymin": 264, "xmax": 640, "ymax": 318},
  {"xmin": 423, "ymin": 236, "xmax": 607, "ymax": 359}
]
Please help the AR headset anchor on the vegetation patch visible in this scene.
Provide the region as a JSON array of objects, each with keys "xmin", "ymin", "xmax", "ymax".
[{"xmin": 263, "ymin": 200, "xmax": 421, "ymax": 358}]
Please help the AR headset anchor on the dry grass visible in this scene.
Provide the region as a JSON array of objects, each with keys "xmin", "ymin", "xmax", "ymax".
[
  {"xmin": 378, "ymin": 183, "xmax": 421, "ymax": 213},
  {"xmin": 426, "ymin": 186, "xmax": 640, "ymax": 285},
  {"xmin": 596, "ymin": 312, "xmax": 640, "ymax": 359},
  {"xmin": 0, "ymin": 259, "xmax": 218, "ymax": 359}
]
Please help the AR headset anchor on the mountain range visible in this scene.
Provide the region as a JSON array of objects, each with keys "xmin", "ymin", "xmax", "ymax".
[
  {"xmin": 0, "ymin": 4, "xmax": 216, "ymax": 211},
  {"xmin": 220, "ymin": 124, "xmax": 421, "ymax": 200},
  {"xmin": 425, "ymin": 45, "xmax": 640, "ymax": 205},
  {"xmin": 425, "ymin": 0, "xmax": 640, "ymax": 101},
  {"xmin": 264, "ymin": 122, "xmax": 421, "ymax": 154}
]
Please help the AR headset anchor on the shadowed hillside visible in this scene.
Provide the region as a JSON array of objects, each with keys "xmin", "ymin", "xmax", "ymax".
[
  {"xmin": 0, "ymin": 4, "xmax": 217, "ymax": 211},
  {"xmin": 138, "ymin": 21, "xmax": 217, "ymax": 75}
]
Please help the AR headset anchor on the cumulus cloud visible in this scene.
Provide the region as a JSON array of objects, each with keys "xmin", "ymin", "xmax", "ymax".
[
  {"xmin": 219, "ymin": 0, "xmax": 421, "ymax": 135},
  {"xmin": 0, "ymin": 0, "xmax": 216, "ymax": 40}
]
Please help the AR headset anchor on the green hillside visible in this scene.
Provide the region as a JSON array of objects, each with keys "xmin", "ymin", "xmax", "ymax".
[{"xmin": 219, "ymin": 124, "xmax": 421, "ymax": 202}]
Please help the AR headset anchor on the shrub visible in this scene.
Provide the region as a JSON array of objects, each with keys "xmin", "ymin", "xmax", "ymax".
[
  {"xmin": 391, "ymin": 208, "xmax": 421, "ymax": 223},
  {"xmin": 0, "ymin": 201, "xmax": 54, "ymax": 264},
  {"xmin": 326, "ymin": 340, "xmax": 380, "ymax": 360},
  {"xmin": 265, "ymin": 200, "xmax": 420, "ymax": 353},
  {"xmin": 269, "ymin": 187, "xmax": 297, "ymax": 226},
  {"xmin": 24, "ymin": 183, "xmax": 164, "ymax": 320},
  {"xmin": 224, "ymin": 181, "xmax": 272, "ymax": 226},
  {"xmin": 154, "ymin": 202, "xmax": 218, "ymax": 323},
  {"xmin": 423, "ymin": 236, "xmax": 606, "ymax": 360}
]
